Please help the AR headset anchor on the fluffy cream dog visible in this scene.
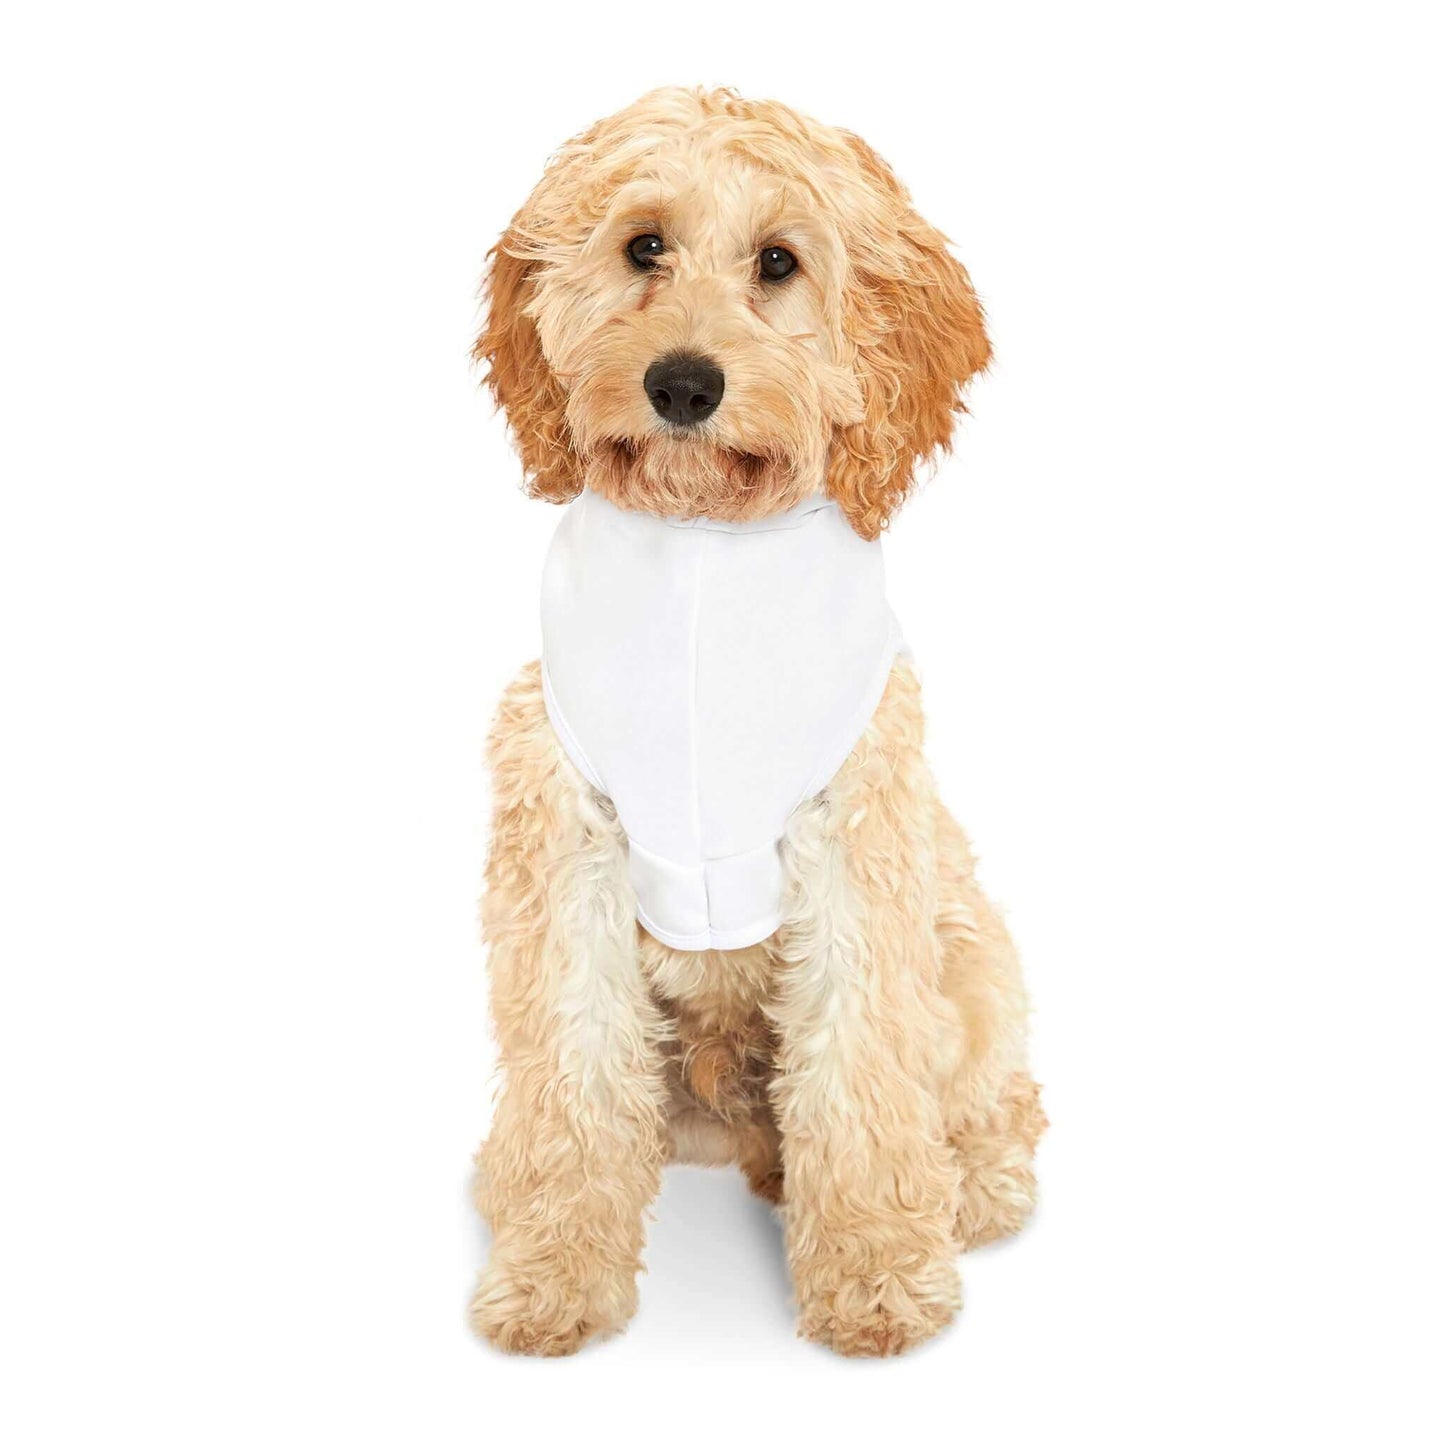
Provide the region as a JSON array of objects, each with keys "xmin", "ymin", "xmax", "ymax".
[{"xmin": 471, "ymin": 87, "xmax": 1044, "ymax": 1357}]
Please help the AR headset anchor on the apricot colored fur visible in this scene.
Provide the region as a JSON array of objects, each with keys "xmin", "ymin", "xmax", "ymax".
[{"xmin": 471, "ymin": 88, "xmax": 1043, "ymax": 1357}]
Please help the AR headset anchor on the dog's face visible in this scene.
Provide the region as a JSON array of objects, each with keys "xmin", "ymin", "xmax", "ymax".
[{"xmin": 478, "ymin": 88, "xmax": 990, "ymax": 539}]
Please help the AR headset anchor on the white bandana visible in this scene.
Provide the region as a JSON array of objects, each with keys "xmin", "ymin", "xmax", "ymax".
[{"xmin": 540, "ymin": 488, "xmax": 903, "ymax": 951}]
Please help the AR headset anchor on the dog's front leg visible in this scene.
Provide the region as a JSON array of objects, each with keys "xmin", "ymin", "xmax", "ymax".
[
  {"xmin": 470, "ymin": 665, "xmax": 667, "ymax": 1356},
  {"xmin": 770, "ymin": 671, "xmax": 962, "ymax": 1356}
]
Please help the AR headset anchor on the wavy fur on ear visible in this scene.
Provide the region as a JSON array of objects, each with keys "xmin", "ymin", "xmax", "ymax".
[
  {"xmin": 827, "ymin": 135, "xmax": 992, "ymax": 540},
  {"xmin": 474, "ymin": 228, "xmax": 581, "ymax": 504}
]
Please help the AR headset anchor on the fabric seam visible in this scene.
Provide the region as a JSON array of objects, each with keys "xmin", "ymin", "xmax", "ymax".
[
  {"xmin": 635, "ymin": 897, "xmax": 783, "ymax": 953},
  {"xmin": 792, "ymin": 620, "xmax": 905, "ymax": 809},
  {"xmin": 540, "ymin": 660, "xmax": 606, "ymax": 795}
]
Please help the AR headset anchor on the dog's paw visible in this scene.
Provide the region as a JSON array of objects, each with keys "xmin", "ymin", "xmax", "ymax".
[
  {"xmin": 797, "ymin": 1255, "xmax": 961, "ymax": 1358},
  {"xmin": 744, "ymin": 1162, "xmax": 785, "ymax": 1206},
  {"xmin": 468, "ymin": 1256, "xmax": 634, "ymax": 1357}
]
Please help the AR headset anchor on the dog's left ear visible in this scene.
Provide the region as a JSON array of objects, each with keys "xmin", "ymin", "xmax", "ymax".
[
  {"xmin": 827, "ymin": 135, "xmax": 992, "ymax": 539},
  {"xmin": 474, "ymin": 223, "xmax": 581, "ymax": 504}
]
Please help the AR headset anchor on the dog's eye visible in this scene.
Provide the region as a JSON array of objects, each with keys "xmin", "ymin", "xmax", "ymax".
[
  {"xmin": 627, "ymin": 233, "xmax": 666, "ymax": 270},
  {"xmin": 759, "ymin": 246, "xmax": 797, "ymax": 281}
]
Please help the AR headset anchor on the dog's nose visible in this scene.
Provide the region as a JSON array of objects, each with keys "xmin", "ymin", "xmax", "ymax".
[{"xmin": 644, "ymin": 353, "xmax": 725, "ymax": 427}]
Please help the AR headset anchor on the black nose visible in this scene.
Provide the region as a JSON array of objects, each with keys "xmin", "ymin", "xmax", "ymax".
[{"xmin": 644, "ymin": 352, "xmax": 724, "ymax": 427}]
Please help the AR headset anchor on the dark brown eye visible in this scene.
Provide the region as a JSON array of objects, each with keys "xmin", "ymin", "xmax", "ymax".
[
  {"xmin": 759, "ymin": 245, "xmax": 797, "ymax": 281},
  {"xmin": 627, "ymin": 233, "xmax": 665, "ymax": 270}
]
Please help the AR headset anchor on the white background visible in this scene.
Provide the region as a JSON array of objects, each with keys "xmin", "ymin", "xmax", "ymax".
[{"xmin": 3, "ymin": 2, "xmax": 1441, "ymax": 1440}]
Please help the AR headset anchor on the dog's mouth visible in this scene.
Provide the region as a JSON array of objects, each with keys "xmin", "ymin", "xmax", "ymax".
[
  {"xmin": 586, "ymin": 436, "xmax": 808, "ymax": 523},
  {"xmin": 604, "ymin": 437, "xmax": 772, "ymax": 485}
]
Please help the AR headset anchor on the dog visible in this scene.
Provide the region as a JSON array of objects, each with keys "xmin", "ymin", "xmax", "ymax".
[{"xmin": 470, "ymin": 87, "xmax": 1044, "ymax": 1357}]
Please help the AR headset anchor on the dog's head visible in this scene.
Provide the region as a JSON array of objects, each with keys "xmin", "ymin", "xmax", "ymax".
[{"xmin": 477, "ymin": 87, "xmax": 990, "ymax": 539}]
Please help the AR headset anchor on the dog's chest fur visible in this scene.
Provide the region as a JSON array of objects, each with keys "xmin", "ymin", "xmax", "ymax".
[{"xmin": 639, "ymin": 932, "xmax": 779, "ymax": 1117}]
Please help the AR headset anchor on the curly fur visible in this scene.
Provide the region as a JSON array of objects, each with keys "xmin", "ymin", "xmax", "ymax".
[
  {"xmin": 471, "ymin": 88, "xmax": 1042, "ymax": 1358},
  {"xmin": 474, "ymin": 86, "xmax": 990, "ymax": 534}
]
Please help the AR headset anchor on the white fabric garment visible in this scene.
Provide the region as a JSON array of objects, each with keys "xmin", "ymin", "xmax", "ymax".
[{"xmin": 540, "ymin": 487, "xmax": 904, "ymax": 951}]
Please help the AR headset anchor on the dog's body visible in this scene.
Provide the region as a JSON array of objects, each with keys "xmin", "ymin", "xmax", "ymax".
[{"xmin": 472, "ymin": 88, "xmax": 1044, "ymax": 1357}]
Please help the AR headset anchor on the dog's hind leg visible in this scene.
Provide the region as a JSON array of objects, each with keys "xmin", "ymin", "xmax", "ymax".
[
  {"xmin": 665, "ymin": 1095, "xmax": 784, "ymax": 1203},
  {"xmin": 949, "ymin": 1071, "xmax": 1046, "ymax": 1248},
  {"xmin": 470, "ymin": 663, "xmax": 669, "ymax": 1356},
  {"xmin": 932, "ymin": 803, "xmax": 1047, "ymax": 1249}
]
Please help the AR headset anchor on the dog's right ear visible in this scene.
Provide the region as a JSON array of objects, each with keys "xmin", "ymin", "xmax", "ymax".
[{"xmin": 474, "ymin": 226, "xmax": 581, "ymax": 503}]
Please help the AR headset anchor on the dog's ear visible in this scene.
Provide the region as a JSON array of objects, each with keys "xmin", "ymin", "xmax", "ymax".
[
  {"xmin": 474, "ymin": 225, "xmax": 581, "ymax": 504},
  {"xmin": 826, "ymin": 134, "xmax": 992, "ymax": 540}
]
